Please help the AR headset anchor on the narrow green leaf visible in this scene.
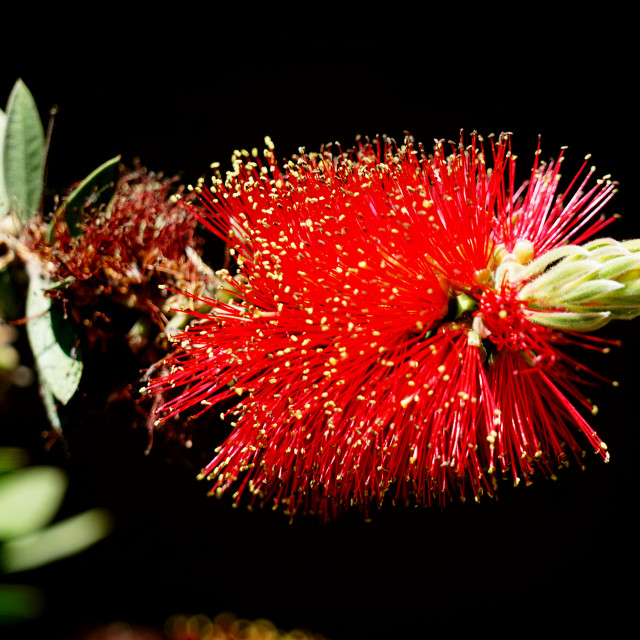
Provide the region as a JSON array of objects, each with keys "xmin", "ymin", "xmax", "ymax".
[
  {"xmin": 50, "ymin": 155, "xmax": 121, "ymax": 238},
  {"xmin": 0, "ymin": 109, "xmax": 8, "ymax": 217},
  {"xmin": 2, "ymin": 80, "xmax": 45, "ymax": 222},
  {"xmin": 1, "ymin": 508, "xmax": 113, "ymax": 573},
  {"xmin": 0, "ymin": 466, "xmax": 67, "ymax": 540},
  {"xmin": 25, "ymin": 271, "xmax": 83, "ymax": 405}
]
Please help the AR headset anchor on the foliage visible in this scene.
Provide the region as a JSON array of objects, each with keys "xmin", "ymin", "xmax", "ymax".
[{"xmin": 0, "ymin": 447, "xmax": 112, "ymax": 623}]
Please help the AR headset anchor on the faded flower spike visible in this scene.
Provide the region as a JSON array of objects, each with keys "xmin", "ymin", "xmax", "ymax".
[{"xmin": 147, "ymin": 132, "xmax": 637, "ymax": 519}]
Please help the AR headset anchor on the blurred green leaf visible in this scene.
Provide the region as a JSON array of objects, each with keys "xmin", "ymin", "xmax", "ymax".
[
  {"xmin": 0, "ymin": 584, "xmax": 44, "ymax": 623},
  {"xmin": 0, "ymin": 109, "xmax": 8, "ymax": 218},
  {"xmin": 50, "ymin": 154, "xmax": 121, "ymax": 238},
  {"xmin": 25, "ymin": 271, "xmax": 83, "ymax": 405},
  {"xmin": 0, "ymin": 448, "xmax": 29, "ymax": 474},
  {"xmin": 0, "ymin": 466, "xmax": 67, "ymax": 540},
  {"xmin": 1, "ymin": 508, "xmax": 113, "ymax": 573},
  {"xmin": 2, "ymin": 80, "xmax": 45, "ymax": 222}
]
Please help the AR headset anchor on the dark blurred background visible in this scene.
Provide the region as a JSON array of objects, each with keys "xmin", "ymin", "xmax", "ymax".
[{"xmin": 2, "ymin": 5, "xmax": 638, "ymax": 639}]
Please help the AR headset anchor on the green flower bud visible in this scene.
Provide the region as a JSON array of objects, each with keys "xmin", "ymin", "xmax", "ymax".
[{"xmin": 508, "ymin": 238, "xmax": 640, "ymax": 331}]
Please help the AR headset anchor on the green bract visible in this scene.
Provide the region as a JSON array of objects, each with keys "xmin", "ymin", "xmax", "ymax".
[{"xmin": 510, "ymin": 238, "xmax": 640, "ymax": 330}]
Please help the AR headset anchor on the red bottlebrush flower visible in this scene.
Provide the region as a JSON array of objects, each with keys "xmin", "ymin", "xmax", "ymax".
[{"xmin": 147, "ymin": 132, "xmax": 635, "ymax": 518}]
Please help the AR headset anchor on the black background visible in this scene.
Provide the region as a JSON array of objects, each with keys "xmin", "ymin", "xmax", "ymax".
[{"xmin": 2, "ymin": 5, "xmax": 638, "ymax": 639}]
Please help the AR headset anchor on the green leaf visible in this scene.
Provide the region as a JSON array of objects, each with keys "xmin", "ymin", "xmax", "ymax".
[
  {"xmin": 0, "ymin": 466, "xmax": 67, "ymax": 540},
  {"xmin": 2, "ymin": 80, "xmax": 45, "ymax": 222},
  {"xmin": 1, "ymin": 508, "xmax": 113, "ymax": 573},
  {"xmin": 25, "ymin": 271, "xmax": 83, "ymax": 405},
  {"xmin": 0, "ymin": 447, "xmax": 30, "ymax": 474},
  {"xmin": 0, "ymin": 108, "xmax": 8, "ymax": 218},
  {"xmin": 50, "ymin": 155, "xmax": 121, "ymax": 238}
]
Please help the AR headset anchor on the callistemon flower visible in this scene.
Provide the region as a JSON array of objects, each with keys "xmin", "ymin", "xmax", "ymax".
[
  {"xmin": 28, "ymin": 167, "xmax": 198, "ymax": 326},
  {"xmin": 147, "ymin": 132, "xmax": 640, "ymax": 518}
]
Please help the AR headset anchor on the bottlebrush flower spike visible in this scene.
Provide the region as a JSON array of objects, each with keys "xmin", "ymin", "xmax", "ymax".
[{"xmin": 146, "ymin": 132, "xmax": 638, "ymax": 519}]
